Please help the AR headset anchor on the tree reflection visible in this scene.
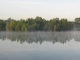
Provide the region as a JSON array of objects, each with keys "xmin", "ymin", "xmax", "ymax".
[{"xmin": 0, "ymin": 31, "xmax": 80, "ymax": 44}]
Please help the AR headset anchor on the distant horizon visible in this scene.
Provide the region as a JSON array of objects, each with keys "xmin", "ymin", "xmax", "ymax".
[
  {"xmin": 0, "ymin": 16, "xmax": 80, "ymax": 21},
  {"xmin": 1, "ymin": 0, "xmax": 80, "ymax": 21}
]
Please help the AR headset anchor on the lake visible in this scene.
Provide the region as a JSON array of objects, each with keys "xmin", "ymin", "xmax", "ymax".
[{"xmin": 0, "ymin": 31, "xmax": 80, "ymax": 60}]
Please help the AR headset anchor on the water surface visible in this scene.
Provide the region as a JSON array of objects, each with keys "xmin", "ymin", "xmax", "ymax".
[{"xmin": 0, "ymin": 31, "xmax": 80, "ymax": 60}]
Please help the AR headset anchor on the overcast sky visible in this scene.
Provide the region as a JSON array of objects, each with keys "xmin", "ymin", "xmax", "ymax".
[{"xmin": 0, "ymin": 0, "xmax": 80, "ymax": 21}]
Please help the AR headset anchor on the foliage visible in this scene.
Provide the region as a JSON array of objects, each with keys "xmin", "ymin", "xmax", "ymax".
[{"xmin": 0, "ymin": 17, "xmax": 80, "ymax": 31}]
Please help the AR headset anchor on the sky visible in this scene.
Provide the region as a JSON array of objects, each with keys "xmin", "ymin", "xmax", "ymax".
[{"xmin": 0, "ymin": 0, "xmax": 80, "ymax": 21}]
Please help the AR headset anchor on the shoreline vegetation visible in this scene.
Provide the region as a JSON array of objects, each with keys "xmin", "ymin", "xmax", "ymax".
[{"xmin": 0, "ymin": 16, "xmax": 80, "ymax": 31}]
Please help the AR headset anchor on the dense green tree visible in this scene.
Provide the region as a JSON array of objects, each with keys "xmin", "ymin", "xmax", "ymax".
[
  {"xmin": 0, "ymin": 20, "xmax": 6, "ymax": 31},
  {"xmin": 0, "ymin": 17, "xmax": 80, "ymax": 31},
  {"xmin": 74, "ymin": 18, "xmax": 80, "ymax": 29},
  {"xmin": 75, "ymin": 18, "xmax": 80, "ymax": 23}
]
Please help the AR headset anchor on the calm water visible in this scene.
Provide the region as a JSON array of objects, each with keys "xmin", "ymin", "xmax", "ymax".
[{"xmin": 0, "ymin": 31, "xmax": 80, "ymax": 60}]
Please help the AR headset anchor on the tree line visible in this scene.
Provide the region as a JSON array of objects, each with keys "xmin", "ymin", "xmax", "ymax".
[{"xmin": 0, "ymin": 16, "xmax": 80, "ymax": 31}]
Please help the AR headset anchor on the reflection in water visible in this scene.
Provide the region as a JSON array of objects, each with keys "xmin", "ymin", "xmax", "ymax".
[
  {"xmin": 0, "ymin": 31, "xmax": 80, "ymax": 44},
  {"xmin": 0, "ymin": 31, "xmax": 80, "ymax": 60}
]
